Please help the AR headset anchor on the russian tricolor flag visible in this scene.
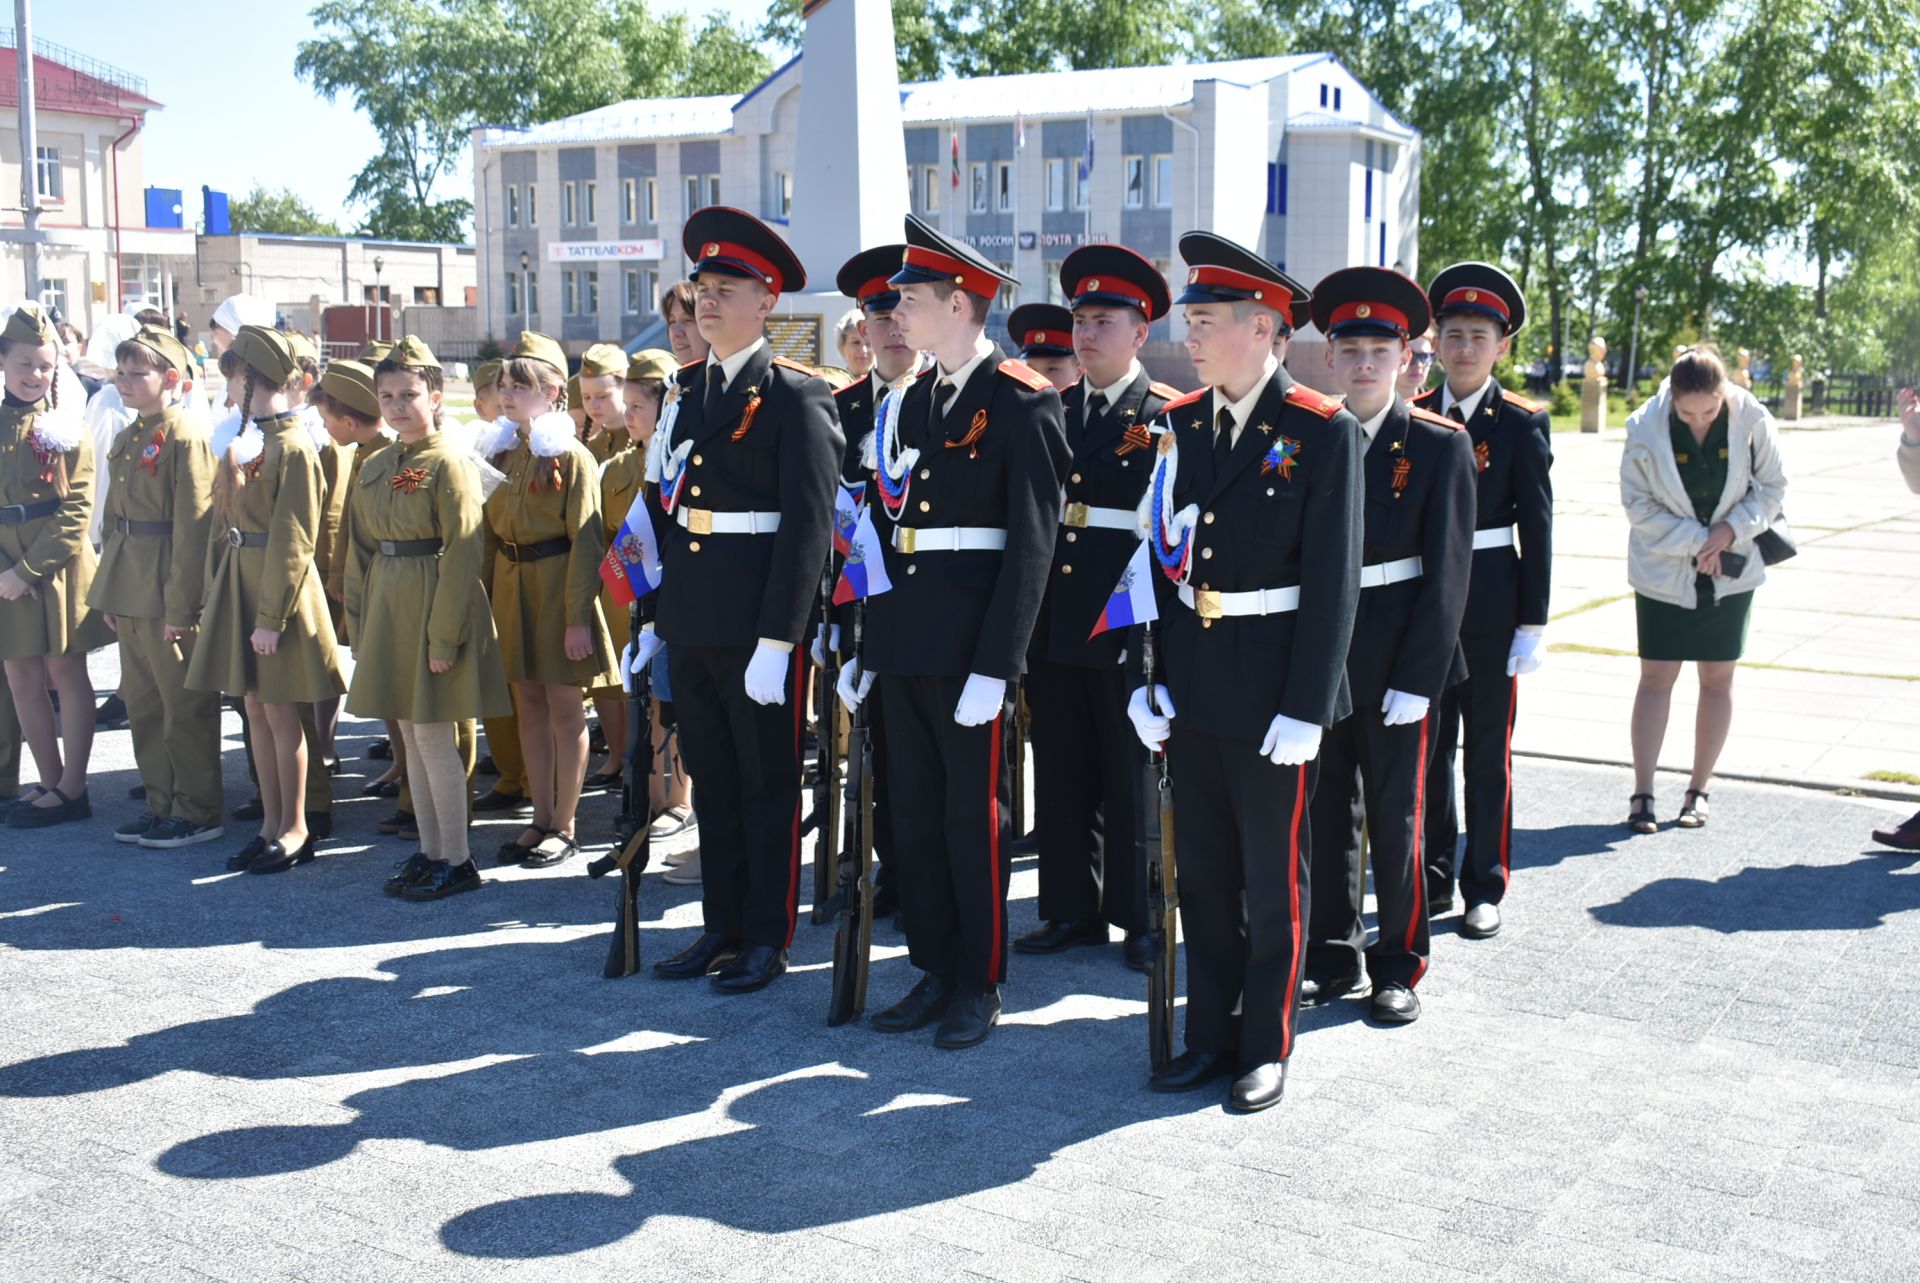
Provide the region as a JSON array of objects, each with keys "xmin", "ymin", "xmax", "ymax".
[
  {"xmin": 1090, "ymin": 539, "xmax": 1158, "ymax": 638},
  {"xmin": 832, "ymin": 482, "xmax": 863, "ymax": 557},
  {"xmin": 599, "ymin": 491, "xmax": 663, "ymax": 608},
  {"xmin": 832, "ymin": 505, "xmax": 893, "ymax": 605}
]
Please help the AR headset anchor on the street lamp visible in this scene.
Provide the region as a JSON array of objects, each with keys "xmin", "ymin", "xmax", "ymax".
[
  {"xmin": 1626, "ymin": 283, "xmax": 1649, "ymax": 398},
  {"xmin": 519, "ymin": 250, "xmax": 531, "ymax": 334},
  {"xmin": 373, "ymin": 254, "xmax": 386, "ymax": 342}
]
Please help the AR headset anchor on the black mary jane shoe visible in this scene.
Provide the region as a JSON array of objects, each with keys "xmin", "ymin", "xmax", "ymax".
[
  {"xmin": 869, "ymin": 973, "xmax": 958, "ymax": 1032},
  {"xmin": 495, "ymin": 826, "xmax": 549, "ymax": 865},
  {"xmin": 383, "ymin": 852, "xmax": 434, "ymax": 896},
  {"xmin": 1229, "ymin": 1061, "xmax": 1288, "ymax": 1113},
  {"xmin": 1627, "ymin": 793, "xmax": 1658, "ymax": 834},
  {"xmin": 7, "ymin": 786, "xmax": 90, "ymax": 829},
  {"xmin": 226, "ymin": 835, "xmax": 270, "ymax": 872},
  {"xmin": 400, "ymin": 859, "xmax": 483, "ymax": 901},
  {"xmin": 581, "ymin": 769, "xmax": 624, "ymax": 792},
  {"xmin": 361, "ymin": 777, "xmax": 401, "ymax": 799},
  {"xmin": 652, "ymin": 932, "xmax": 742, "ymax": 980},
  {"xmin": 247, "ymin": 838, "xmax": 317, "ymax": 875},
  {"xmin": 1148, "ymin": 1049, "xmax": 1233, "ymax": 1094},
  {"xmin": 522, "ymin": 831, "xmax": 578, "ymax": 870}
]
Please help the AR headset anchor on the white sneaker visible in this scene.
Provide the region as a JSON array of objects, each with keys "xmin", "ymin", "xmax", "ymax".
[{"xmin": 661, "ymin": 849, "xmax": 702, "ymax": 885}]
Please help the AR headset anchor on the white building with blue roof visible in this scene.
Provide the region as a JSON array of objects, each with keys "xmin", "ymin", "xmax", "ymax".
[{"xmin": 472, "ymin": 28, "xmax": 1419, "ymax": 377}]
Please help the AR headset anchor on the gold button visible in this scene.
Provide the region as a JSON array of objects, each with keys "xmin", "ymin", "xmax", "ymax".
[
  {"xmin": 689, "ymin": 485, "xmax": 702, "ymax": 498},
  {"xmin": 906, "ymin": 564, "xmax": 917, "ymax": 575},
  {"xmin": 688, "ymin": 540, "xmax": 701, "ymax": 552},
  {"xmin": 919, "ymin": 468, "xmax": 931, "ymax": 480},
  {"xmin": 692, "ymin": 454, "xmax": 703, "ymax": 465},
  {"xmin": 1061, "ymin": 564, "xmax": 1073, "ymax": 574},
  {"xmin": 1065, "ymin": 532, "xmax": 1077, "ymax": 543},
  {"xmin": 1200, "ymin": 582, "xmax": 1211, "ymax": 591},
  {"xmin": 1203, "ymin": 512, "xmax": 1216, "ymax": 525},
  {"xmin": 1201, "ymin": 547, "xmax": 1213, "ymax": 560},
  {"xmin": 1071, "ymin": 473, "xmax": 1082, "ymax": 484},
  {"xmin": 918, "ymin": 500, "xmax": 930, "ymax": 512}
]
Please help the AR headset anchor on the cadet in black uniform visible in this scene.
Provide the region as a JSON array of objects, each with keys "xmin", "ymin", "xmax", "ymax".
[
  {"xmin": 1414, "ymin": 264, "xmax": 1553, "ymax": 941},
  {"xmin": 1126, "ymin": 233, "xmax": 1362, "ymax": 1113},
  {"xmin": 643, "ymin": 207, "xmax": 844, "ymax": 993},
  {"xmin": 1016, "ymin": 246, "xmax": 1178, "ymax": 971},
  {"xmin": 837, "ymin": 215, "xmax": 1068, "ymax": 1050},
  {"xmin": 1005, "ymin": 303, "xmax": 1081, "ymax": 392},
  {"xmin": 1299, "ymin": 268, "xmax": 1476, "ymax": 1024}
]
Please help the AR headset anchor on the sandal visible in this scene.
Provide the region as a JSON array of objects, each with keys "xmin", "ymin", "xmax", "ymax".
[
  {"xmin": 495, "ymin": 825, "xmax": 551, "ymax": 865},
  {"xmin": 1627, "ymin": 794, "xmax": 1657, "ymax": 834},
  {"xmin": 1676, "ymin": 790, "xmax": 1709, "ymax": 829}
]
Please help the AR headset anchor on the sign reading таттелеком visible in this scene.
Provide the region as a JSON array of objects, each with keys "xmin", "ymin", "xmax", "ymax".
[{"xmin": 546, "ymin": 240, "xmax": 666, "ymax": 262}]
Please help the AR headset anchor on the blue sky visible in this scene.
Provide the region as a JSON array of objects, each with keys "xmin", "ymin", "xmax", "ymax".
[{"xmin": 40, "ymin": 0, "xmax": 771, "ymax": 236}]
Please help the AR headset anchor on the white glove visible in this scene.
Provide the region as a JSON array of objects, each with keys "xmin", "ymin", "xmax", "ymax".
[
  {"xmin": 1127, "ymin": 685, "xmax": 1174, "ymax": 751},
  {"xmin": 743, "ymin": 641, "xmax": 790, "ymax": 706},
  {"xmin": 1507, "ymin": 627, "xmax": 1545, "ymax": 677},
  {"xmin": 835, "ymin": 659, "xmax": 876, "ymax": 713},
  {"xmin": 1380, "ymin": 689, "xmax": 1430, "ymax": 727},
  {"xmin": 809, "ymin": 623, "xmax": 841, "ymax": 668},
  {"xmin": 620, "ymin": 628, "xmax": 664, "ymax": 692},
  {"xmin": 1257, "ymin": 713, "xmax": 1322, "ymax": 766},
  {"xmin": 953, "ymin": 673, "xmax": 1009, "ymax": 727}
]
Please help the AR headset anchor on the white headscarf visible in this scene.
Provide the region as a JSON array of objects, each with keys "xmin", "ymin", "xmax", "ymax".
[{"xmin": 211, "ymin": 293, "xmax": 273, "ymax": 336}]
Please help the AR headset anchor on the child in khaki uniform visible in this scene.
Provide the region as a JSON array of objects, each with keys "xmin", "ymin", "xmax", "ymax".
[
  {"xmin": 470, "ymin": 358, "xmax": 532, "ymax": 816},
  {"xmin": 93, "ymin": 326, "xmax": 224, "ymax": 847},
  {"xmin": 581, "ymin": 341, "xmax": 633, "ymax": 791}
]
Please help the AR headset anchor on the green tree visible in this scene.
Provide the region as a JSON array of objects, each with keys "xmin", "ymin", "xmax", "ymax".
[{"xmin": 227, "ymin": 185, "xmax": 343, "ymax": 237}]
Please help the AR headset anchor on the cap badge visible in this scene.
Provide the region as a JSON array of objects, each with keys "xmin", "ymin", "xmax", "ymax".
[
  {"xmin": 704, "ymin": 242, "xmax": 720, "ymax": 257},
  {"xmin": 1464, "ymin": 289, "xmax": 1480, "ymax": 302},
  {"xmin": 1356, "ymin": 304, "xmax": 1372, "ymax": 318},
  {"xmin": 1187, "ymin": 268, "xmax": 1199, "ymax": 283},
  {"xmin": 1087, "ymin": 278, "xmax": 1101, "ymax": 292}
]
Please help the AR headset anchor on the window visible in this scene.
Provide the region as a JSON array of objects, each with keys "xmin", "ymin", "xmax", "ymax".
[
  {"xmin": 562, "ymin": 181, "xmax": 577, "ymax": 227},
  {"xmin": 34, "ymin": 146, "xmax": 60, "ymax": 202},
  {"xmin": 412, "ymin": 286, "xmax": 439, "ymax": 305},
  {"xmin": 583, "ymin": 269, "xmax": 599, "ymax": 315},
  {"xmin": 774, "ymin": 170, "xmax": 793, "ymax": 219},
  {"xmin": 1319, "ymin": 83, "xmax": 1328, "ymax": 108},
  {"xmin": 583, "ymin": 181, "xmax": 597, "ymax": 225},
  {"xmin": 526, "ymin": 184, "xmax": 538, "ymax": 227},
  {"xmin": 1152, "ymin": 154, "xmax": 1173, "ymax": 209},
  {"xmin": 1044, "ymin": 263, "xmax": 1066, "ymax": 304},
  {"xmin": 526, "ymin": 271, "xmax": 539, "ymax": 314},
  {"xmin": 684, "ymin": 176, "xmax": 699, "ymax": 216},
  {"xmin": 644, "ymin": 269, "xmax": 659, "ymax": 312},
  {"xmin": 994, "ymin": 161, "xmax": 1014, "ymax": 213},
  {"xmin": 969, "ymin": 162, "xmax": 988, "ymax": 213},
  {"xmin": 563, "ymin": 269, "xmax": 579, "ymax": 317},
  {"xmin": 506, "ymin": 272, "xmax": 521, "ymax": 314},
  {"xmin": 1045, "ymin": 158, "xmax": 1065, "ymax": 212},
  {"xmin": 1379, "ymin": 221, "xmax": 1388, "ymax": 267},
  {"xmin": 704, "ymin": 175, "xmax": 721, "ymax": 206},
  {"xmin": 644, "ymin": 177, "xmax": 658, "ymax": 222},
  {"xmin": 1364, "ymin": 169, "xmax": 1374, "ymax": 220},
  {"xmin": 1074, "ymin": 159, "xmax": 1090, "ymax": 210},
  {"xmin": 685, "ymin": 174, "xmax": 719, "ymax": 215},
  {"xmin": 506, "ymin": 184, "xmax": 520, "ymax": 228},
  {"xmin": 1334, "ymin": 87, "xmax": 1343, "ymax": 112},
  {"xmin": 624, "ymin": 267, "xmax": 641, "ymax": 312},
  {"xmin": 995, "ymin": 264, "xmax": 1018, "ymax": 311},
  {"xmin": 1267, "ymin": 162, "xmax": 1288, "ymax": 216},
  {"xmin": 40, "ymin": 279, "xmax": 68, "ymax": 317},
  {"xmin": 1123, "ymin": 155, "xmax": 1145, "ymax": 209},
  {"xmin": 622, "ymin": 178, "xmax": 637, "ymax": 223},
  {"xmin": 921, "ymin": 165, "xmax": 940, "ymax": 214}
]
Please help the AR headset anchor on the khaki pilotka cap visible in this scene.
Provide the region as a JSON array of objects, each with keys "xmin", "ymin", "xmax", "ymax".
[
  {"xmin": 284, "ymin": 331, "xmax": 320, "ymax": 367},
  {"xmin": 357, "ymin": 340, "xmax": 394, "ymax": 364},
  {"xmin": 128, "ymin": 325, "xmax": 195, "ymax": 374},
  {"xmin": 320, "ymin": 360, "xmax": 380, "ymax": 419},
  {"xmin": 382, "ymin": 335, "xmax": 442, "ymax": 370},
  {"xmin": 2, "ymin": 302, "xmax": 58, "ymax": 346},
  {"xmin": 508, "ymin": 331, "xmax": 567, "ymax": 378},
  {"xmin": 232, "ymin": 325, "xmax": 299, "ymax": 385},
  {"xmin": 566, "ymin": 373, "xmax": 582, "ymax": 412},
  {"xmin": 626, "ymin": 348, "xmax": 676, "ymax": 383},
  {"xmin": 579, "ymin": 342, "xmax": 626, "ymax": 378},
  {"xmin": 473, "ymin": 358, "xmax": 503, "ymax": 390}
]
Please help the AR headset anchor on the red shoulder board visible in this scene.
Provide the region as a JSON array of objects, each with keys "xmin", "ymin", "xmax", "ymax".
[
  {"xmin": 1410, "ymin": 386, "xmax": 1442, "ymax": 407},
  {"xmin": 998, "ymin": 359, "xmax": 1055, "ymax": 392},
  {"xmin": 773, "ymin": 356, "xmax": 822, "ymax": 376},
  {"xmin": 1285, "ymin": 382, "xmax": 1343, "ymax": 419},
  {"xmin": 678, "ymin": 357, "xmax": 704, "ymax": 371},
  {"xmin": 832, "ymin": 378, "xmax": 866, "ymax": 400},
  {"xmin": 1410, "ymin": 405, "xmax": 1459, "ymax": 430},
  {"xmin": 1160, "ymin": 387, "xmax": 1208, "ymax": 416},
  {"xmin": 1501, "ymin": 388, "xmax": 1546, "ymax": 414},
  {"xmin": 1148, "ymin": 381, "xmax": 1184, "ymax": 401}
]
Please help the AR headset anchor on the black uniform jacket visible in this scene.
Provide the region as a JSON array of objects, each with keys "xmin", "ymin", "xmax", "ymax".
[
  {"xmin": 864, "ymin": 345, "xmax": 1069, "ymax": 681},
  {"xmin": 1030, "ymin": 369, "xmax": 1182, "ymax": 669},
  {"xmin": 1148, "ymin": 369, "xmax": 1363, "ymax": 741},
  {"xmin": 1344, "ymin": 399, "xmax": 1476, "ymax": 704},
  {"xmin": 1411, "ymin": 383, "xmax": 1552, "ymax": 639},
  {"xmin": 650, "ymin": 344, "xmax": 844, "ymax": 649}
]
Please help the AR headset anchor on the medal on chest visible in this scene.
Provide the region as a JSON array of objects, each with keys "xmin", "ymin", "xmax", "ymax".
[{"xmin": 139, "ymin": 430, "xmax": 165, "ymax": 476}]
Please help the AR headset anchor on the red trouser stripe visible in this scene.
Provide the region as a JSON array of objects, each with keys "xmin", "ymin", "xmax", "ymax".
[
  {"xmin": 1499, "ymin": 675, "xmax": 1517, "ymax": 881},
  {"xmin": 784, "ymin": 648, "xmax": 805, "ymax": 948},
  {"xmin": 1407, "ymin": 714, "xmax": 1430, "ymax": 986},
  {"xmin": 1280, "ymin": 761, "xmax": 1307, "ymax": 1060},
  {"xmin": 987, "ymin": 711, "xmax": 1005, "ymax": 983}
]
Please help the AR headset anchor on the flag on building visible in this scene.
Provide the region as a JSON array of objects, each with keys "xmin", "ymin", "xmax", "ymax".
[
  {"xmin": 951, "ymin": 127, "xmax": 961, "ymax": 190},
  {"xmin": 1016, "ymin": 113, "xmax": 1026, "ymax": 150},
  {"xmin": 1089, "ymin": 539, "xmax": 1157, "ymax": 638},
  {"xmin": 599, "ymin": 492, "xmax": 663, "ymax": 607},
  {"xmin": 1078, "ymin": 112, "xmax": 1096, "ymax": 182},
  {"xmin": 833, "ymin": 505, "xmax": 893, "ymax": 604}
]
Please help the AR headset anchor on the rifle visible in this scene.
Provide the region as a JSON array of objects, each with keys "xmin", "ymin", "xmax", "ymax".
[
  {"xmin": 827, "ymin": 599, "xmax": 877, "ymax": 1026},
  {"xmin": 1140, "ymin": 624, "xmax": 1178, "ymax": 1071},
  {"xmin": 808, "ymin": 558, "xmax": 843, "ymax": 924},
  {"xmin": 589, "ymin": 603, "xmax": 655, "ymax": 979}
]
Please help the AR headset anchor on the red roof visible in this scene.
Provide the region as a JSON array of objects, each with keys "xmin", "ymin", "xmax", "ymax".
[{"xmin": 0, "ymin": 46, "xmax": 162, "ymax": 120}]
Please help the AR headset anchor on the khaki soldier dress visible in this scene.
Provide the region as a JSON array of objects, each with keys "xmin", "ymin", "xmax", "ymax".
[
  {"xmin": 0, "ymin": 395, "xmax": 113, "ymax": 659},
  {"xmin": 589, "ymin": 438, "xmax": 647, "ymax": 697},
  {"xmin": 484, "ymin": 428, "xmax": 615, "ymax": 686},
  {"xmin": 187, "ymin": 412, "xmax": 346, "ymax": 702},
  {"xmin": 87, "ymin": 404, "xmax": 223, "ymax": 824},
  {"xmin": 346, "ymin": 431, "xmax": 511, "ymax": 723},
  {"xmin": 311, "ymin": 422, "xmax": 355, "ymax": 637}
]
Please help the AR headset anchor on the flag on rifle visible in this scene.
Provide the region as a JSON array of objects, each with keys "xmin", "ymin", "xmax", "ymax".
[
  {"xmin": 599, "ymin": 492, "xmax": 663, "ymax": 607},
  {"xmin": 832, "ymin": 505, "xmax": 893, "ymax": 605}
]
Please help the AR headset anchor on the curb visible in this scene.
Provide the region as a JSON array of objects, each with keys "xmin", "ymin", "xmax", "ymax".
[{"xmin": 1513, "ymin": 748, "xmax": 1920, "ymax": 805}]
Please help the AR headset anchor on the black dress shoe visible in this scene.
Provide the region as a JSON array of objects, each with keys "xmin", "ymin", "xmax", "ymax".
[
  {"xmin": 934, "ymin": 987, "xmax": 1002, "ymax": 1049},
  {"xmin": 869, "ymin": 973, "xmax": 957, "ymax": 1032},
  {"xmin": 1013, "ymin": 919, "xmax": 1107, "ymax": 954},
  {"xmin": 232, "ymin": 796, "xmax": 264, "ymax": 822},
  {"xmin": 1370, "ymin": 984, "xmax": 1421, "ymax": 1024},
  {"xmin": 1148, "ymin": 1049, "xmax": 1232, "ymax": 1093},
  {"xmin": 383, "ymin": 852, "xmax": 434, "ymax": 896},
  {"xmin": 1229, "ymin": 1061, "xmax": 1287, "ymax": 1113},
  {"xmin": 652, "ymin": 932, "xmax": 742, "ymax": 979},
  {"xmin": 95, "ymin": 694, "xmax": 128, "ymax": 727},
  {"xmin": 1299, "ymin": 970, "xmax": 1367, "ymax": 1007},
  {"xmin": 1872, "ymin": 810, "xmax": 1920, "ymax": 850},
  {"xmin": 581, "ymin": 770, "xmax": 623, "ymax": 792},
  {"xmin": 400, "ymin": 859, "xmax": 483, "ymax": 901},
  {"xmin": 367, "ymin": 738, "xmax": 392, "ymax": 761},
  {"xmin": 1122, "ymin": 932, "xmax": 1153, "ymax": 972},
  {"xmin": 377, "ymin": 810, "xmax": 416, "ymax": 836},
  {"xmin": 1427, "ymin": 892, "xmax": 1455, "ymax": 918},
  {"xmin": 8, "ymin": 786, "xmax": 90, "ymax": 828},
  {"xmin": 361, "ymin": 777, "xmax": 400, "ymax": 798},
  {"xmin": 711, "ymin": 944, "xmax": 788, "ymax": 993},
  {"xmin": 523, "ymin": 831, "xmax": 577, "ymax": 869},
  {"xmin": 306, "ymin": 812, "xmax": 332, "ymax": 840},
  {"xmin": 473, "ymin": 787, "xmax": 532, "ymax": 814},
  {"xmin": 247, "ymin": 838, "xmax": 317, "ymax": 874},
  {"xmin": 476, "ymin": 754, "xmax": 499, "ymax": 776},
  {"xmin": 226, "ymin": 835, "xmax": 269, "ymax": 872}
]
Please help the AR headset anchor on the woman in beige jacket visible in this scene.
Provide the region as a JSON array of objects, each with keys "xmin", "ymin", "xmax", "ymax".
[{"xmin": 1619, "ymin": 347, "xmax": 1787, "ymax": 832}]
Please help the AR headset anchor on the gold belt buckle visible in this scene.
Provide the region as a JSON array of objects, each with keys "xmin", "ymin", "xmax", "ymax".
[
  {"xmin": 895, "ymin": 526, "xmax": 917, "ymax": 555},
  {"xmin": 1193, "ymin": 588, "xmax": 1222, "ymax": 620},
  {"xmin": 685, "ymin": 508, "xmax": 713, "ymax": 536},
  {"xmin": 1063, "ymin": 502, "xmax": 1089, "ymax": 528}
]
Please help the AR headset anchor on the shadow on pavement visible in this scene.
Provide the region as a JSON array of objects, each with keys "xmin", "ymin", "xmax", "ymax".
[{"xmin": 1589, "ymin": 850, "xmax": 1920, "ymax": 933}]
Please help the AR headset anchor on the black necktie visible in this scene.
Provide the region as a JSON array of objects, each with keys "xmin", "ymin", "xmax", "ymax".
[
  {"xmin": 1086, "ymin": 392, "xmax": 1109, "ymax": 429},
  {"xmin": 936, "ymin": 377, "xmax": 956, "ymax": 421},
  {"xmin": 1213, "ymin": 406, "xmax": 1235, "ymax": 473},
  {"xmin": 1448, "ymin": 402, "xmax": 1467, "ymax": 425},
  {"xmin": 704, "ymin": 362, "xmax": 725, "ymax": 420}
]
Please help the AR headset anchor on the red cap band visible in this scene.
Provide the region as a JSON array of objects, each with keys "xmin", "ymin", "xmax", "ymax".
[
  {"xmin": 1071, "ymin": 274, "xmax": 1151, "ymax": 310},
  {"xmin": 902, "ymin": 245, "xmax": 999, "ymax": 299},
  {"xmin": 697, "ymin": 239, "xmax": 784, "ymax": 293},
  {"xmin": 856, "ymin": 275, "xmax": 895, "ymax": 305},
  {"xmin": 1023, "ymin": 329, "xmax": 1073, "ymax": 351},
  {"xmin": 1187, "ymin": 265, "xmax": 1294, "ymax": 325},
  {"xmin": 1439, "ymin": 286, "xmax": 1510, "ymax": 322},
  {"xmin": 1329, "ymin": 301, "xmax": 1410, "ymax": 335}
]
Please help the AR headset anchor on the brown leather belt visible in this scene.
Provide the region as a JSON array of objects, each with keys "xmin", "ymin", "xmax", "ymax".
[{"xmin": 499, "ymin": 536, "xmax": 571, "ymax": 563}]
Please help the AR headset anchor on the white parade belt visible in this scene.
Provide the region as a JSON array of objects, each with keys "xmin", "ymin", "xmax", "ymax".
[
  {"xmin": 1359, "ymin": 556, "xmax": 1423, "ymax": 589},
  {"xmin": 890, "ymin": 525, "xmax": 1007, "ymax": 554},
  {"xmin": 675, "ymin": 507, "xmax": 782, "ymax": 535},
  {"xmin": 1472, "ymin": 524, "xmax": 1516, "ymax": 551},
  {"xmin": 1177, "ymin": 583, "xmax": 1301, "ymax": 620},
  {"xmin": 1061, "ymin": 502, "xmax": 1136, "ymax": 531}
]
